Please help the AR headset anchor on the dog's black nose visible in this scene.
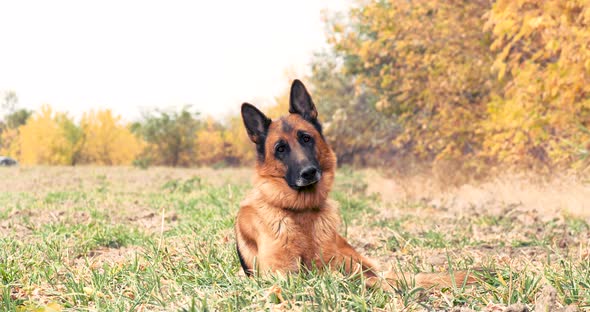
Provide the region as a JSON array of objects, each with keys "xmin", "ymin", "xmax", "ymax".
[{"xmin": 300, "ymin": 166, "xmax": 318, "ymax": 180}]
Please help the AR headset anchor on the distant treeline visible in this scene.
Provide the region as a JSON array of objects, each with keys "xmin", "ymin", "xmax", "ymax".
[
  {"xmin": 0, "ymin": 102, "xmax": 257, "ymax": 168},
  {"xmin": 1, "ymin": 0, "xmax": 589, "ymax": 176}
]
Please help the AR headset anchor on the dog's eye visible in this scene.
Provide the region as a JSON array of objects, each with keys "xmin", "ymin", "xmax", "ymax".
[
  {"xmin": 276, "ymin": 145, "xmax": 286, "ymax": 153},
  {"xmin": 302, "ymin": 135, "xmax": 311, "ymax": 143}
]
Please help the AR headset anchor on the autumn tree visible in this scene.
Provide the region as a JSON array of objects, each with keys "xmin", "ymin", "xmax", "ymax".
[
  {"xmin": 327, "ymin": 0, "xmax": 495, "ymax": 168},
  {"xmin": 0, "ymin": 127, "xmax": 19, "ymax": 158},
  {"xmin": 131, "ymin": 107, "xmax": 201, "ymax": 167},
  {"xmin": 18, "ymin": 105, "xmax": 83, "ymax": 165},
  {"xmin": 195, "ymin": 116, "xmax": 227, "ymax": 166},
  {"xmin": 484, "ymin": 0, "xmax": 590, "ymax": 170},
  {"xmin": 80, "ymin": 109, "xmax": 142, "ymax": 165}
]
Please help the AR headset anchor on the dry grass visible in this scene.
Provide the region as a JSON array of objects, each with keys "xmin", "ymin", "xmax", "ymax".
[{"xmin": 2, "ymin": 166, "xmax": 254, "ymax": 192}]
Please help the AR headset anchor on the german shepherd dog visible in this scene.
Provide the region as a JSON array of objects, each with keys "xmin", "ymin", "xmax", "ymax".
[{"xmin": 235, "ymin": 80, "xmax": 473, "ymax": 290}]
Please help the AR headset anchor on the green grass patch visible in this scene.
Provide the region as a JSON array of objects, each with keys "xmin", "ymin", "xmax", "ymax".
[{"xmin": 0, "ymin": 167, "xmax": 587, "ymax": 311}]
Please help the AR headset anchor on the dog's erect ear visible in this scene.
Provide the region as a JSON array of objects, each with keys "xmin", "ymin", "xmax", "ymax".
[
  {"xmin": 241, "ymin": 103, "xmax": 271, "ymax": 144},
  {"xmin": 289, "ymin": 79, "xmax": 318, "ymax": 121}
]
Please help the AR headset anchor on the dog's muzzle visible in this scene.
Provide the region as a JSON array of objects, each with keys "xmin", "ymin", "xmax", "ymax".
[{"xmin": 295, "ymin": 166, "xmax": 321, "ymax": 187}]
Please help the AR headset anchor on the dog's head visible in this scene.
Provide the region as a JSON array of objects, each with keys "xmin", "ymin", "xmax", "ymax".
[{"xmin": 241, "ymin": 79, "xmax": 337, "ymax": 209}]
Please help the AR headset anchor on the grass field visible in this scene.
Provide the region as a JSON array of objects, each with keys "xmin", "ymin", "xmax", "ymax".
[{"xmin": 0, "ymin": 166, "xmax": 588, "ymax": 311}]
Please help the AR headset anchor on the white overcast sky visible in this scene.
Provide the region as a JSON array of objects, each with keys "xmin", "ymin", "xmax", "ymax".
[{"xmin": 0, "ymin": 0, "xmax": 350, "ymax": 121}]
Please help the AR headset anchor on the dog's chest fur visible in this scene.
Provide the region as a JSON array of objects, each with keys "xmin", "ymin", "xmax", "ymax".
[{"xmin": 263, "ymin": 200, "xmax": 341, "ymax": 266}]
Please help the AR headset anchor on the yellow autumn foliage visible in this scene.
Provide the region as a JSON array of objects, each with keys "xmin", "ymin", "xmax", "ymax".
[
  {"xmin": 319, "ymin": 0, "xmax": 590, "ymax": 173},
  {"xmin": 0, "ymin": 127, "xmax": 20, "ymax": 159},
  {"xmin": 18, "ymin": 105, "xmax": 82, "ymax": 165},
  {"xmin": 328, "ymin": 0, "xmax": 495, "ymax": 167},
  {"xmin": 195, "ymin": 116, "xmax": 226, "ymax": 165},
  {"xmin": 80, "ymin": 109, "xmax": 143, "ymax": 165},
  {"xmin": 484, "ymin": 0, "xmax": 590, "ymax": 169}
]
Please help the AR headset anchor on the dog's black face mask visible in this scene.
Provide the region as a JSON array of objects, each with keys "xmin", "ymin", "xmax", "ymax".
[{"xmin": 273, "ymin": 128, "xmax": 322, "ymax": 190}]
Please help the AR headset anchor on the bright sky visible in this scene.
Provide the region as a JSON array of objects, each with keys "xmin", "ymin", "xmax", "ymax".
[{"xmin": 0, "ymin": 0, "xmax": 349, "ymax": 121}]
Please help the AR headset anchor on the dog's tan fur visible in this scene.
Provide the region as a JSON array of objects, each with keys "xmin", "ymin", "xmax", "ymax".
[{"xmin": 235, "ymin": 80, "xmax": 475, "ymax": 290}]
